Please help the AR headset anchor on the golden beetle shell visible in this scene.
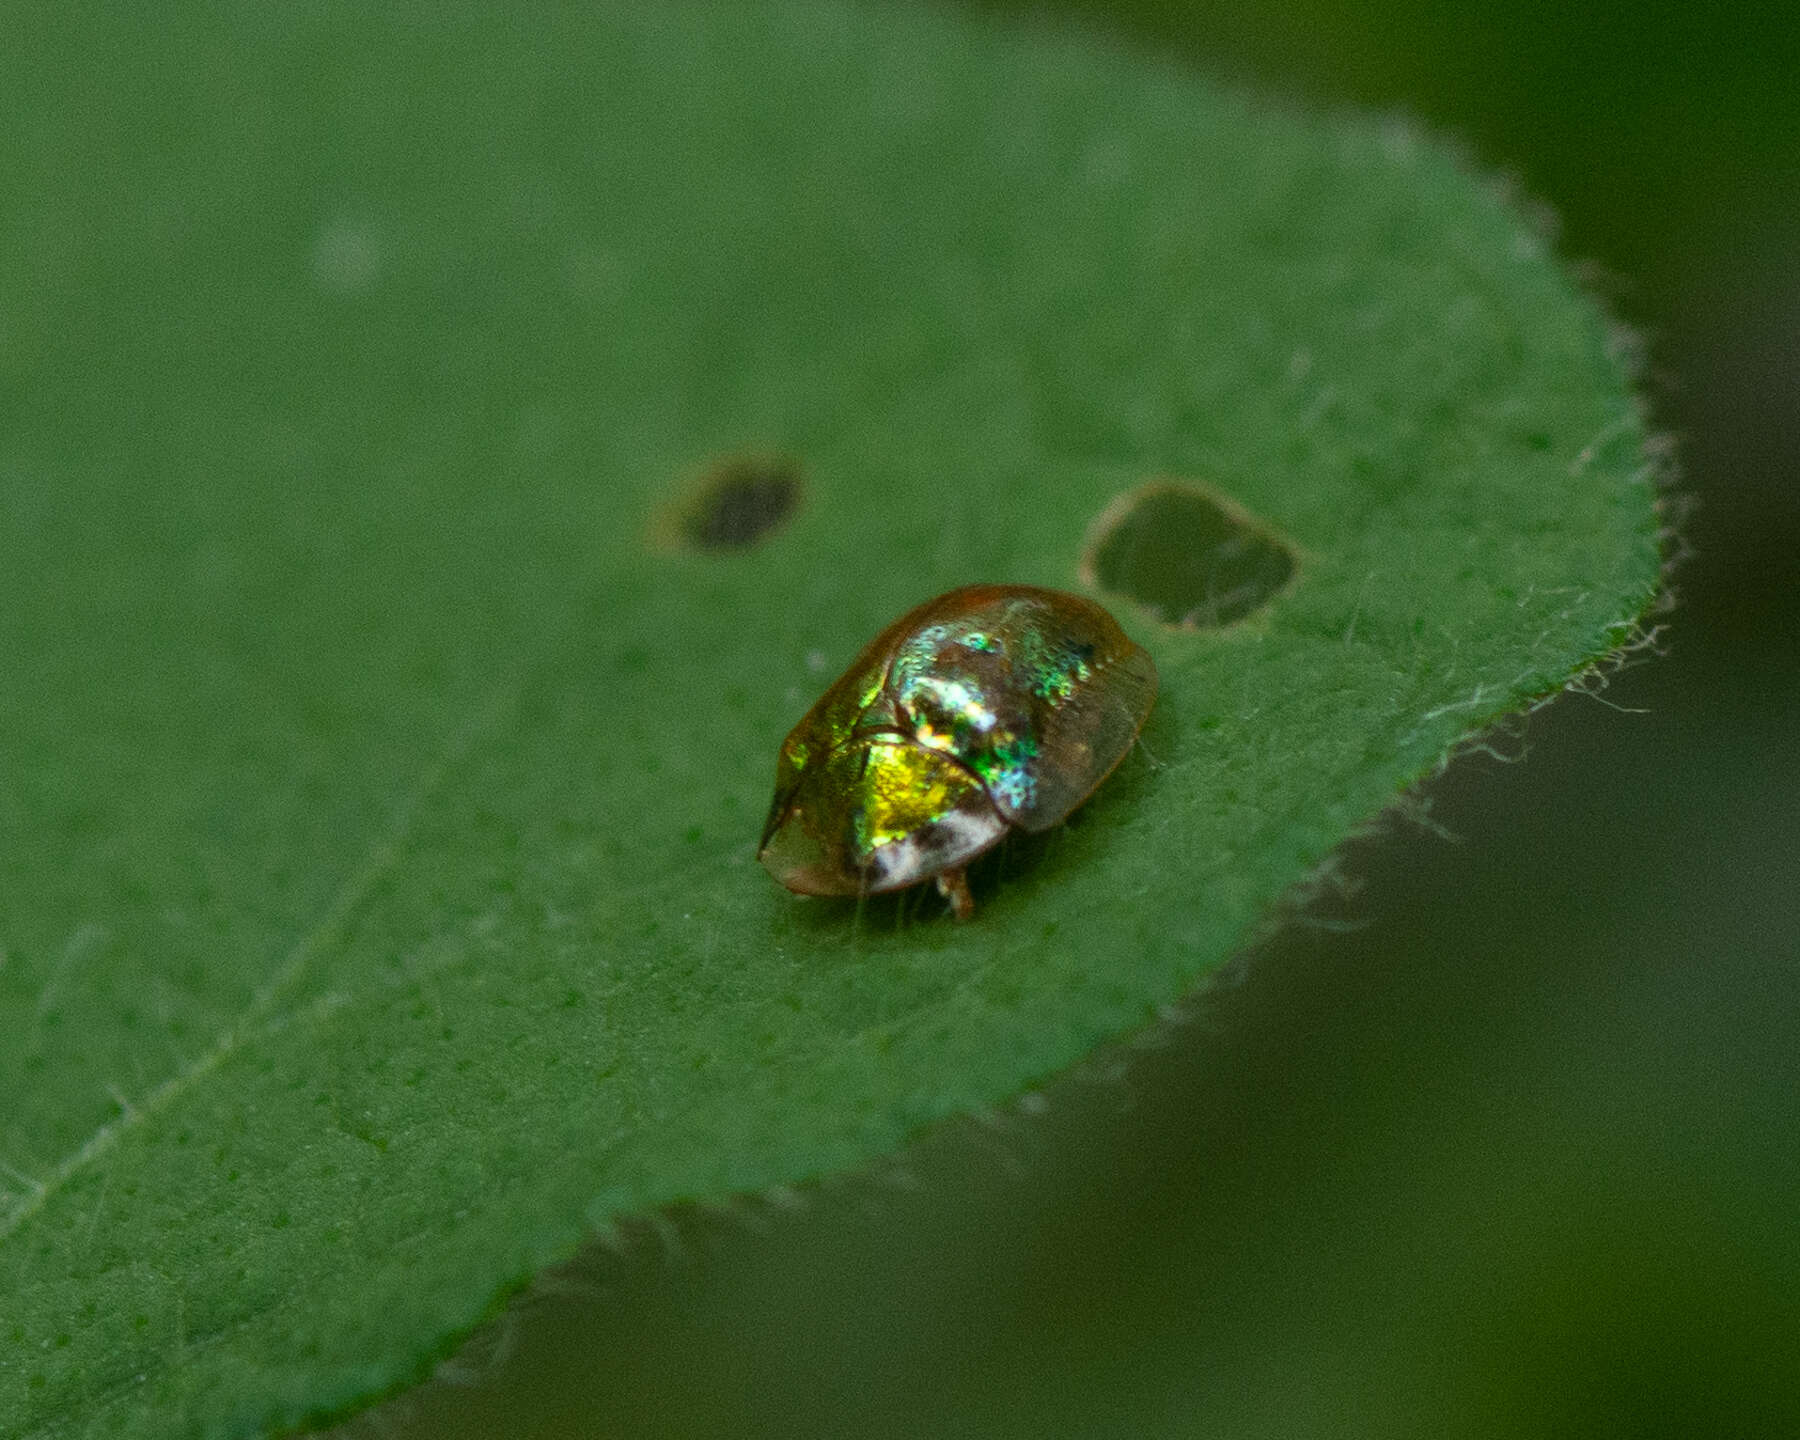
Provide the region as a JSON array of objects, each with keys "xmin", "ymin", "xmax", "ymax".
[{"xmin": 757, "ymin": 584, "xmax": 1157, "ymax": 919}]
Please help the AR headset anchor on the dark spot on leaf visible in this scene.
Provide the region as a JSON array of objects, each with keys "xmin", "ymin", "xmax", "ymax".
[
  {"xmin": 1083, "ymin": 480, "xmax": 1297, "ymax": 628},
  {"xmin": 671, "ymin": 455, "xmax": 802, "ymax": 553}
]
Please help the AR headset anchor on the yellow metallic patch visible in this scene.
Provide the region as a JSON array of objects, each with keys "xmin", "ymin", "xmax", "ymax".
[{"xmin": 855, "ymin": 738, "xmax": 982, "ymax": 851}]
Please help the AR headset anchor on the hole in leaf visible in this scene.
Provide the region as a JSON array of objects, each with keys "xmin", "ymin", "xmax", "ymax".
[
  {"xmin": 673, "ymin": 455, "xmax": 802, "ymax": 553},
  {"xmin": 1082, "ymin": 480, "xmax": 1298, "ymax": 628}
]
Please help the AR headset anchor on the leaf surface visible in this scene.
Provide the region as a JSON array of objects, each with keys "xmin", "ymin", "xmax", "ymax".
[{"xmin": 0, "ymin": 3, "xmax": 1659, "ymax": 1434}]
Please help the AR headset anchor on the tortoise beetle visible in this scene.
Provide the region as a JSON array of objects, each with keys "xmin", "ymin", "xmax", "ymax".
[{"xmin": 757, "ymin": 584, "xmax": 1157, "ymax": 919}]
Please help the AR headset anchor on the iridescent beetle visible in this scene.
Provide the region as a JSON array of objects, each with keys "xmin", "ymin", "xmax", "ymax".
[{"xmin": 758, "ymin": 584, "xmax": 1157, "ymax": 920}]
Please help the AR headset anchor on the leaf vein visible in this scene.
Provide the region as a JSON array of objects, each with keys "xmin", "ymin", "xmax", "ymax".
[{"xmin": 0, "ymin": 689, "xmax": 511, "ymax": 1248}]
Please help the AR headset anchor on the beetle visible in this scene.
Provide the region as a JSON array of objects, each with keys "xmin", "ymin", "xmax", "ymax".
[{"xmin": 757, "ymin": 584, "xmax": 1157, "ymax": 920}]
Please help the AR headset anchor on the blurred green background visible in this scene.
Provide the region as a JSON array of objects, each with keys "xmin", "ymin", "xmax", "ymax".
[{"xmin": 323, "ymin": 1, "xmax": 1799, "ymax": 1436}]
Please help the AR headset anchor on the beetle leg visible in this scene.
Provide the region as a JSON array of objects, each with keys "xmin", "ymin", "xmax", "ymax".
[{"xmin": 935, "ymin": 867, "xmax": 975, "ymax": 922}]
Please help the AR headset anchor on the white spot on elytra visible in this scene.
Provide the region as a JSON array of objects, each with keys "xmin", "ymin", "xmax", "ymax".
[
  {"xmin": 805, "ymin": 649, "xmax": 829, "ymax": 673},
  {"xmin": 866, "ymin": 807, "xmax": 1004, "ymax": 889},
  {"xmin": 311, "ymin": 218, "xmax": 382, "ymax": 297}
]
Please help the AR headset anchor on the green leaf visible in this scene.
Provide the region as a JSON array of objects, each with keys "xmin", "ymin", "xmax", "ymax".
[{"xmin": 0, "ymin": 2, "xmax": 1659, "ymax": 1435}]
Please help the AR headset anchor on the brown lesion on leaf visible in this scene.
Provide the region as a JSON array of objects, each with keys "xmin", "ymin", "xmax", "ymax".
[
  {"xmin": 657, "ymin": 454, "xmax": 803, "ymax": 554},
  {"xmin": 1081, "ymin": 479, "xmax": 1299, "ymax": 629}
]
